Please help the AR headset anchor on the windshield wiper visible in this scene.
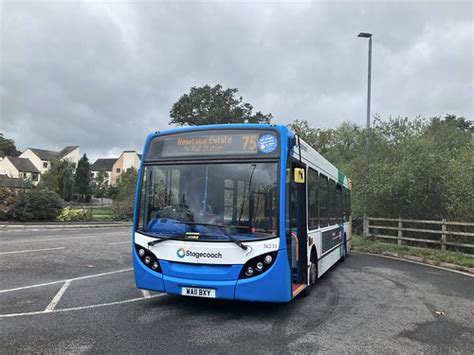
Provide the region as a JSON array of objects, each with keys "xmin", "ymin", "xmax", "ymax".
[
  {"xmin": 174, "ymin": 222, "xmax": 248, "ymax": 251},
  {"xmin": 141, "ymin": 232, "xmax": 188, "ymax": 247}
]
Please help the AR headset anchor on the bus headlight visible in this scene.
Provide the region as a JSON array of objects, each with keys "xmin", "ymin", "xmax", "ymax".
[
  {"xmin": 135, "ymin": 244, "xmax": 162, "ymax": 273},
  {"xmin": 264, "ymin": 255, "xmax": 273, "ymax": 264},
  {"xmin": 239, "ymin": 251, "xmax": 277, "ymax": 279}
]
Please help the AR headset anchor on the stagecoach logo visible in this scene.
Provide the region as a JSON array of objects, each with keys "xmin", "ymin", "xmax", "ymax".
[
  {"xmin": 176, "ymin": 248, "xmax": 223, "ymax": 259},
  {"xmin": 258, "ymin": 135, "xmax": 277, "ymax": 153}
]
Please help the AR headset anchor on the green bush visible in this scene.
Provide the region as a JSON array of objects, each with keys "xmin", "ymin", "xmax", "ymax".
[
  {"xmin": 0, "ymin": 187, "xmax": 15, "ymax": 221},
  {"xmin": 57, "ymin": 207, "xmax": 91, "ymax": 221},
  {"xmin": 7, "ymin": 189, "xmax": 65, "ymax": 221}
]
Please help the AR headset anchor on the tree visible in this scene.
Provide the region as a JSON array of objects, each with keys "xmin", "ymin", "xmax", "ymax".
[
  {"xmin": 7, "ymin": 189, "xmax": 64, "ymax": 221},
  {"xmin": 38, "ymin": 160, "xmax": 75, "ymax": 201},
  {"xmin": 170, "ymin": 84, "xmax": 273, "ymax": 126},
  {"xmin": 0, "ymin": 132, "xmax": 20, "ymax": 156},
  {"xmin": 113, "ymin": 168, "xmax": 138, "ymax": 219},
  {"xmin": 92, "ymin": 171, "xmax": 109, "ymax": 202},
  {"xmin": 75, "ymin": 154, "xmax": 92, "ymax": 201},
  {"xmin": 288, "ymin": 114, "xmax": 474, "ymax": 227},
  {"xmin": 288, "ymin": 119, "xmax": 337, "ymax": 155}
]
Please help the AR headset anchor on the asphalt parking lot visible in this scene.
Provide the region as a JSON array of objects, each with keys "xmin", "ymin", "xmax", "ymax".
[{"xmin": 1, "ymin": 227, "xmax": 473, "ymax": 354}]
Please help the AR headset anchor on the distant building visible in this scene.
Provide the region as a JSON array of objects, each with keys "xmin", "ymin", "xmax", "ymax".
[
  {"xmin": 0, "ymin": 156, "xmax": 40, "ymax": 185},
  {"xmin": 111, "ymin": 151, "xmax": 141, "ymax": 186},
  {"xmin": 20, "ymin": 146, "xmax": 80, "ymax": 174},
  {"xmin": 91, "ymin": 158, "xmax": 116, "ymax": 186},
  {"xmin": 91, "ymin": 151, "xmax": 141, "ymax": 186}
]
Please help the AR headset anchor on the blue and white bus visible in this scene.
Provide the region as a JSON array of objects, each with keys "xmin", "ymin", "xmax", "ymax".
[{"xmin": 133, "ymin": 124, "xmax": 352, "ymax": 302}]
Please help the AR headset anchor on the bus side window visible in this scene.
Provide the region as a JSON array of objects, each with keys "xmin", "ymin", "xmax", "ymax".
[
  {"xmin": 308, "ymin": 168, "xmax": 318, "ymax": 230},
  {"xmin": 336, "ymin": 184, "xmax": 342, "ymax": 224},
  {"xmin": 319, "ymin": 174, "xmax": 328, "ymax": 227},
  {"xmin": 328, "ymin": 179, "xmax": 336, "ymax": 225},
  {"xmin": 342, "ymin": 187, "xmax": 347, "ymax": 222},
  {"xmin": 348, "ymin": 189, "xmax": 352, "ymax": 216}
]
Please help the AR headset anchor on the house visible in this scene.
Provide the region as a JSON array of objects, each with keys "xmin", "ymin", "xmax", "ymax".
[
  {"xmin": 111, "ymin": 151, "xmax": 141, "ymax": 185},
  {"xmin": 91, "ymin": 158, "xmax": 116, "ymax": 186},
  {"xmin": 19, "ymin": 146, "xmax": 80, "ymax": 173},
  {"xmin": 91, "ymin": 150, "xmax": 141, "ymax": 186},
  {"xmin": 0, "ymin": 156, "xmax": 41, "ymax": 184}
]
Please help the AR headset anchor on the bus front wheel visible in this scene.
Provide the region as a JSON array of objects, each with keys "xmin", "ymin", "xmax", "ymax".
[{"xmin": 302, "ymin": 252, "xmax": 317, "ymax": 297}]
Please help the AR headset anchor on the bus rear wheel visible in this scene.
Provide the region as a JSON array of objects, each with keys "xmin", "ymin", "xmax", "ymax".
[{"xmin": 340, "ymin": 237, "xmax": 347, "ymax": 262}]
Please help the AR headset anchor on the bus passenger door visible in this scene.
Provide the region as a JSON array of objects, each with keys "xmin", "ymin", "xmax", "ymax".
[{"xmin": 287, "ymin": 161, "xmax": 308, "ymax": 290}]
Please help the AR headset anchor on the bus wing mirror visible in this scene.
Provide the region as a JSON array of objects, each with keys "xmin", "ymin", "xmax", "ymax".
[{"xmin": 294, "ymin": 168, "xmax": 305, "ymax": 184}]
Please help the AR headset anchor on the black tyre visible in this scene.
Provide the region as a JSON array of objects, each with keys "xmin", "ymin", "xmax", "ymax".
[
  {"xmin": 340, "ymin": 235, "xmax": 347, "ymax": 262},
  {"xmin": 302, "ymin": 252, "xmax": 317, "ymax": 297}
]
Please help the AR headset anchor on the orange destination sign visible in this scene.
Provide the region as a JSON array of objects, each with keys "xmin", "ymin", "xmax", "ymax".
[{"xmin": 146, "ymin": 130, "xmax": 279, "ymax": 160}]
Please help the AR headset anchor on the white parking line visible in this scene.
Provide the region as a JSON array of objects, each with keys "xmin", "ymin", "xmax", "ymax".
[
  {"xmin": 0, "ymin": 247, "xmax": 65, "ymax": 256},
  {"xmin": 0, "ymin": 268, "xmax": 133, "ymax": 294},
  {"xmin": 44, "ymin": 280, "xmax": 71, "ymax": 312},
  {"xmin": 0, "ymin": 294, "xmax": 165, "ymax": 319},
  {"xmin": 108, "ymin": 241, "xmax": 130, "ymax": 245},
  {"xmin": 0, "ymin": 235, "xmax": 128, "ymax": 245}
]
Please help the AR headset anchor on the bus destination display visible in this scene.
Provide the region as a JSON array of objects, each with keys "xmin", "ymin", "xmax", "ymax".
[{"xmin": 147, "ymin": 130, "xmax": 279, "ymax": 160}]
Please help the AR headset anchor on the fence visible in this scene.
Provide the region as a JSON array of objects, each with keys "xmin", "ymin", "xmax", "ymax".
[{"xmin": 363, "ymin": 216, "xmax": 474, "ymax": 254}]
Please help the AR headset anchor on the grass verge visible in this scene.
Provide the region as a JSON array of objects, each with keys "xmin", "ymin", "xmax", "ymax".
[
  {"xmin": 352, "ymin": 235, "xmax": 474, "ymax": 270},
  {"xmin": 91, "ymin": 207, "xmax": 114, "ymax": 221}
]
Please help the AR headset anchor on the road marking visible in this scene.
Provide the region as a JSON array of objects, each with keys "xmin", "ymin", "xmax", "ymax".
[
  {"xmin": 141, "ymin": 290, "xmax": 151, "ymax": 298},
  {"xmin": 0, "ymin": 235, "xmax": 128, "ymax": 245},
  {"xmin": 0, "ymin": 268, "xmax": 133, "ymax": 294},
  {"xmin": 108, "ymin": 241, "xmax": 130, "ymax": 245},
  {"xmin": 352, "ymin": 251, "xmax": 474, "ymax": 278},
  {"xmin": 0, "ymin": 294, "xmax": 165, "ymax": 318},
  {"xmin": 0, "ymin": 247, "xmax": 65, "ymax": 256},
  {"xmin": 44, "ymin": 280, "xmax": 71, "ymax": 312}
]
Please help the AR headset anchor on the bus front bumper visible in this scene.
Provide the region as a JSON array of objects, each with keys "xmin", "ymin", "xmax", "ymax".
[{"xmin": 134, "ymin": 249, "xmax": 292, "ymax": 303}]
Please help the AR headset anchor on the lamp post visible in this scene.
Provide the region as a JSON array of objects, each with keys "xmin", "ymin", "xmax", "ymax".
[{"xmin": 358, "ymin": 32, "xmax": 373, "ymax": 237}]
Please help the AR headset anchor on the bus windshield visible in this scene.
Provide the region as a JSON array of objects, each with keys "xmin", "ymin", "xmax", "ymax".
[{"xmin": 136, "ymin": 162, "xmax": 278, "ymax": 241}]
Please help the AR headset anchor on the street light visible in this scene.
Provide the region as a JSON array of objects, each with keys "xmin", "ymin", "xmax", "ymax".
[
  {"xmin": 357, "ymin": 32, "xmax": 373, "ymax": 130},
  {"xmin": 358, "ymin": 32, "xmax": 373, "ymax": 237}
]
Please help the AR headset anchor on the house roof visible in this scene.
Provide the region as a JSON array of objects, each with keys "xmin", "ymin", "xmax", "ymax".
[
  {"xmin": 119, "ymin": 151, "xmax": 142, "ymax": 160},
  {"xmin": 91, "ymin": 158, "xmax": 117, "ymax": 171},
  {"xmin": 28, "ymin": 146, "xmax": 79, "ymax": 161},
  {"xmin": 58, "ymin": 146, "xmax": 79, "ymax": 158},
  {"xmin": 29, "ymin": 148, "xmax": 59, "ymax": 161},
  {"xmin": 7, "ymin": 157, "xmax": 40, "ymax": 173}
]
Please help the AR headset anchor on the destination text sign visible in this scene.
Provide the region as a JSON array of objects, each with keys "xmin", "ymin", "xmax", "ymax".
[{"xmin": 146, "ymin": 129, "xmax": 279, "ymax": 160}]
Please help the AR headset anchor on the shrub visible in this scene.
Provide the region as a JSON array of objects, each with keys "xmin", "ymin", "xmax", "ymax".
[
  {"xmin": 7, "ymin": 189, "xmax": 65, "ymax": 221},
  {"xmin": 0, "ymin": 187, "xmax": 15, "ymax": 221},
  {"xmin": 57, "ymin": 207, "xmax": 91, "ymax": 221}
]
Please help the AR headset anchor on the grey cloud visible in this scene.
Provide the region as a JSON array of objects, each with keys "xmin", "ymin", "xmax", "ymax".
[{"xmin": 1, "ymin": 1, "xmax": 472, "ymax": 161}]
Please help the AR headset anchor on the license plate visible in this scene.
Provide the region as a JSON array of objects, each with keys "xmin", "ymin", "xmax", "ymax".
[{"xmin": 181, "ymin": 287, "xmax": 216, "ymax": 298}]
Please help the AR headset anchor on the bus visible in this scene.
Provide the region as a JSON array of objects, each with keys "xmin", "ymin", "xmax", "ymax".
[{"xmin": 133, "ymin": 124, "xmax": 352, "ymax": 302}]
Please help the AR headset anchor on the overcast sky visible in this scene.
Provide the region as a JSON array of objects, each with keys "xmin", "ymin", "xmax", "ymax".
[{"xmin": 1, "ymin": 0, "xmax": 472, "ymax": 161}]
